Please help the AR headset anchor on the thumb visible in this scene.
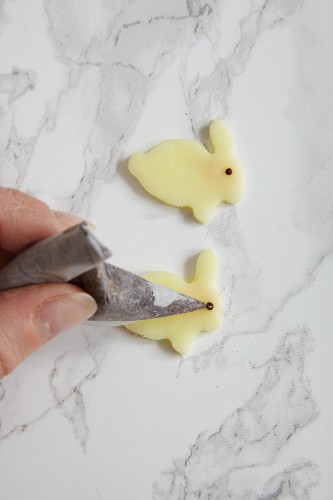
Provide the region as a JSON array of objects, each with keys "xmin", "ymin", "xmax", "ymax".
[{"xmin": 0, "ymin": 284, "xmax": 97, "ymax": 378}]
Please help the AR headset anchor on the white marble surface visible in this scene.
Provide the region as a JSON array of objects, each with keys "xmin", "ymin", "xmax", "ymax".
[{"xmin": 0, "ymin": 0, "xmax": 332, "ymax": 498}]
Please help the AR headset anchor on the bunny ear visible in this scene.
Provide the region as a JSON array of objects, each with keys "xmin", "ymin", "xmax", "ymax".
[
  {"xmin": 209, "ymin": 120, "xmax": 233, "ymax": 156},
  {"xmin": 194, "ymin": 250, "xmax": 219, "ymax": 285}
]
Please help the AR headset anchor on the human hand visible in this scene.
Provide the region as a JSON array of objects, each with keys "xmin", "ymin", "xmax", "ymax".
[{"xmin": 0, "ymin": 188, "xmax": 97, "ymax": 378}]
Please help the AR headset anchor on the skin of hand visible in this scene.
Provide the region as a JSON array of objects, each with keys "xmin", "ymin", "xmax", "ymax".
[{"xmin": 0, "ymin": 188, "xmax": 97, "ymax": 378}]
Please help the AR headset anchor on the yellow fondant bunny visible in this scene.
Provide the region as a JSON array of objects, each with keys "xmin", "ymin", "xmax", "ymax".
[
  {"xmin": 125, "ymin": 250, "xmax": 221, "ymax": 354},
  {"xmin": 128, "ymin": 120, "xmax": 244, "ymax": 223}
]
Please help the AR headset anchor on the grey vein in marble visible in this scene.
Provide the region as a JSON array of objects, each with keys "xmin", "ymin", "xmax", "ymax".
[
  {"xmin": 258, "ymin": 459, "xmax": 320, "ymax": 500},
  {"xmin": 181, "ymin": 0, "xmax": 305, "ymax": 134},
  {"xmin": 0, "ymin": 328, "xmax": 108, "ymax": 449},
  {"xmin": 0, "ymin": 67, "xmax": 36, "ymax": 104},
  {"xmin": 40, "ymin": 0, "xmax": 215, "ymax": 217},
  {"xmin": 154, "ymin": 328, "xmax": 319, "ymax": 499}
]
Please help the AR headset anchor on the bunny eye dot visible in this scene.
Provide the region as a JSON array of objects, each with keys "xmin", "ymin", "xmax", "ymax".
[
  {"xmin": 206, "ymin": 302, "xmax": 214, "ymax": 310},
  {"xmin": 225, "ymin": 168, "xmax": 233, "ymax": 175}
]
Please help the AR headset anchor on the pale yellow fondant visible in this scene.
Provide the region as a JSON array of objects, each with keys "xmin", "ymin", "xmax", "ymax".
[
  {"xmin": 128, "ymin": 120, "xmax": 244, "ymax": 223},
  {"xmin": 125, "ymin": 250, "xmax": 222, "ymax": 354}
]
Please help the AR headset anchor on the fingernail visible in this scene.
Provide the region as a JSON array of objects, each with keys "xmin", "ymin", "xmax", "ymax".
[
  {"xmin": 54, "ymin": 210, "xmax": 84, "ymax": 226},
  {"xmin": 54, "ymin": 210, "xmax": 95, "ymax": 230},
  {"xmin": 35, "ymin": 293, "xmax": 97, "ymax": 339}
]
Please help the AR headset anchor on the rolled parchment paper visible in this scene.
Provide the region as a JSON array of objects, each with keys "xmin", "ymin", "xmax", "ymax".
[
  {"xmin": 73, "ymin": 263, "xmax": 207, "ymax": 322},
  {"xmin": 0, "ymin": 223, "xmax": 206, "ymax": 322},
  {"xmin": 0, "ymin": 223, "xmax": 110, "ymax": 293}
]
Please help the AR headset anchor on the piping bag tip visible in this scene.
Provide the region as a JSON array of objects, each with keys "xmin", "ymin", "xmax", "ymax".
[{"xmin": 75, "ymin": 263, "xmax": 208, "ymax": 323}]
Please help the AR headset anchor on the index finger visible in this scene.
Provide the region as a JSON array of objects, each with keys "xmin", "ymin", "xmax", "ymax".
[{"xmin": 0, "ymin": 188, "xmax": 82, "ymax": 254}]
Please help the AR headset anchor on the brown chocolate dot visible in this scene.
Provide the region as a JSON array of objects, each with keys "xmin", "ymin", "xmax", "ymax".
[
  {"xmin": 206, "ymin": 302, "xmax": 214, "ymax": 310},
  {"xmin": 225, "ymin": 168, "xmax": 233, "ymax": 175}
]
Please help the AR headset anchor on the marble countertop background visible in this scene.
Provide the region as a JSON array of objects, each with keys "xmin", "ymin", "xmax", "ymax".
[{"xmin": 0, "ymin": 0, "xmax": 332, "ymax": 499}]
